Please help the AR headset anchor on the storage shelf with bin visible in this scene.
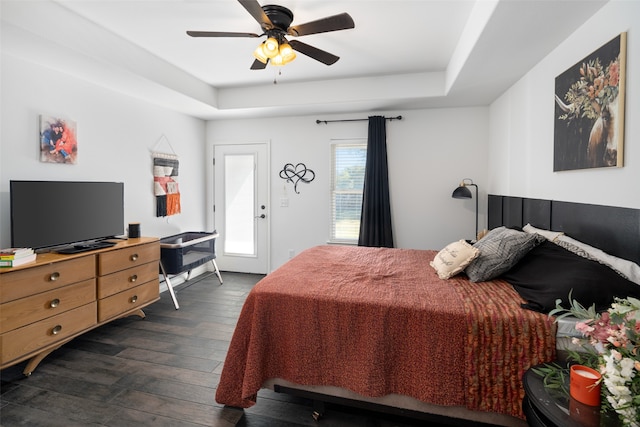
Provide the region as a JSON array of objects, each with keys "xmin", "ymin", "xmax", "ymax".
[{"xmin": 0, "ymin": 237, "xmax": 160, "ymax": 376}]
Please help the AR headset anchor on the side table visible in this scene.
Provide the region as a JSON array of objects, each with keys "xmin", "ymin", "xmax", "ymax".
[{"xmin": 522, "ymin": 365, "xmax": 619, "ymax": 427}]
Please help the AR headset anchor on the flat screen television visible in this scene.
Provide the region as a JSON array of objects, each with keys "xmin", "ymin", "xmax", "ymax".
[{"xmin": 10, "ymin": 180, "xmax": 125, "ymax": 251}]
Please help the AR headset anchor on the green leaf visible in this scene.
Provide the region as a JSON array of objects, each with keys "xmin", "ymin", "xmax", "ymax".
[{"xmin": 549, "ymin": 290, "xmax": 599, "ymax": 322}]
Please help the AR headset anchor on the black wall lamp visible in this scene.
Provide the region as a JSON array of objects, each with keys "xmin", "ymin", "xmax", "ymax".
[{"xmin": 452, "ymin": 178, "xmax": 478, "ymax": 240}]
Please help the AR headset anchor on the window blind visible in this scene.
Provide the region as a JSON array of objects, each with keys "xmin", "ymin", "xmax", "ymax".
[{"xmin": 330, "ymin": 142, "xmax": 367, "ymax": 243}]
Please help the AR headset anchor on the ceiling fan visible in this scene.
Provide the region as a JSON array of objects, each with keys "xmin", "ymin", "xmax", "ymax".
[{"xmin": 187, "ymin": 0, "xmax": 355, "ymax": 69}]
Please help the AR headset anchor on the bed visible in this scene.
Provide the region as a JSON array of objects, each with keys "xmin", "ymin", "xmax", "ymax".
[{"xmin": 215, "ymin": 195, "xmax": 640, "ymax": 426}]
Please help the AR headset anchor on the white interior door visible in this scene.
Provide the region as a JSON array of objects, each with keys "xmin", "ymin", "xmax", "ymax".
[{"xmin": 213, "ymin": 143, "xmax": 269, "ymax": 274}]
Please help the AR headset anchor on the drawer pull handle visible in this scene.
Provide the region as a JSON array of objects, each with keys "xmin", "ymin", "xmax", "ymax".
[
  {"xmin": 129, "ymin": 274, "xmax": 138, "ymax": 283},
  {"xmin": 130, "ymin": 295, "xmax": 138, "ymax": 303},
  {"xmin": 50, "ymin": 272, "xmax": 60, "ymax": 281},
  {"xmin": 130, "ymin": 254, "xmax": 139, "ymax": 261},
  {"xmin": 50, "ymin": 298, "xmax": 60, "ymax": 308},
  {"xmin": 51, "ymin": 325, "xmax": 62, "ymax": 335}
]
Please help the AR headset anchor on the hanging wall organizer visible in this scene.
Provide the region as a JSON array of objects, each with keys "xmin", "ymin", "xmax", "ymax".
[{"xmin": 151, "ymin": 134, "xmax": 181, "ymax": 217}]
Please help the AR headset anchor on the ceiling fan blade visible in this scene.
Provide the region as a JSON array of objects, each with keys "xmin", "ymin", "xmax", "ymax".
[
  {"xmin": 187, "ymin": 31, "xmax": 260, "ymax": 38},
  {"xmin": 250, "ymin": 58, "xmax": 268, "ymax": 70},
  {"xmin": 287, "ymin": 13, "xmax": 354, "ymax": 37},
  {"xmin": 289, "ymin": 40, "xmax": 339, "ymax": 65},
  {"xmin": 238, "ymin": 0, "xmax": 273, "ymax": 30}
]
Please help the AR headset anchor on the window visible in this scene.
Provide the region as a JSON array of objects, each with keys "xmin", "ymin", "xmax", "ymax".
[{"xmin": 330, "ymin": 141, "xmax": 367, "ymax": 243}]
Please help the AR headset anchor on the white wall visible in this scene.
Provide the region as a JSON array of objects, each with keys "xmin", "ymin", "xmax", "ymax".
[
  {"xmin": 0, "ymin": 50, "xmax": 490, "ymax": 272},
  {"xmin": 0, "ymin": 54, "xmax": 208, "ymax": 248},
  {"xmin": 488, "ymin": 0, "xmax": 639, "ymax": 208},
  {"xmin": 9, "ymin": 2, "xmax": 634, "ymax": 274},
  {"xmin": 7, "ymin": 1, "xmax": 634, "ymax": 276},
  {"xmin": 207, "ymin": 107, "xmax": 489, "ymax": 270}
]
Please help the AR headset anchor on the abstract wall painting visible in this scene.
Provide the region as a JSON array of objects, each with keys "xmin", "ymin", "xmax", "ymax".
[
  {"xmin": 40, "ymin": 115, "xmax": 78, "ymax": 164},
  {"xmin": 553, "ymin": 33, "xmax": 626, "ymax": 172}
]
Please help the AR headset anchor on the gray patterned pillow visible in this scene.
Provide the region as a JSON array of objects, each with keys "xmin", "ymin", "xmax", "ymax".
[{"xmin": 464, "ymin": 227, "xmax": 543, "ymax": 282}]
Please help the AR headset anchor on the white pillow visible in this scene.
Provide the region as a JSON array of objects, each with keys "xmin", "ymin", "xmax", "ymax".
[
  {"xmin": 430, "ymin": 240, "xmax": 480, "ymax": 280},
  {"xmin": 554, "ymin": 234, "xmax": 640, "ymax": 285},
  {"xmin": 523, "ymin": 223, "xmax": 564, "ymax": 242}
]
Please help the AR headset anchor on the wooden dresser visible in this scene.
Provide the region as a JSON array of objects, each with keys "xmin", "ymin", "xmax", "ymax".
[{"xmin": 0, "ymin": 237, "xmax": 160, "ymax": 375}]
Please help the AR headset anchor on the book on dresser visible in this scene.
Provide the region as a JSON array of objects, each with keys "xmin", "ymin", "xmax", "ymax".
[
  {"xmin": 0, "ymin": 248, "xmax": 35, "ymax": 267},
  {"xmin": 0, "ymin": 247, "xmax": 34, "ymax": 259},
  {"xmin": 0, "ymin": 252, "xmax": 37, "ymax": 268}
]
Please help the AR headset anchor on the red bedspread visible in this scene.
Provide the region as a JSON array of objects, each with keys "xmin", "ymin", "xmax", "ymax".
[{"xmin": 215, "ymin": 245, "xmax": 556, "ymax": 419}]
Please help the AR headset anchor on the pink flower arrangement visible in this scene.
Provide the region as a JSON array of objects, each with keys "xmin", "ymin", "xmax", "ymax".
[{"xmin": 552, "ymin": 296, "xmax": 640, "ymax": 426}]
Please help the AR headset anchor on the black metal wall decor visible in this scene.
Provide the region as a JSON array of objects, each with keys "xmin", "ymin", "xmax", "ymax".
[{"xmin": 279, "ymin": 163, "xmax": 315, "ymax": 194}]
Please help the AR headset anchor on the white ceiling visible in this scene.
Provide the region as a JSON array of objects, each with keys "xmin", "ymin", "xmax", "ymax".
[{"xmin": 1, "ymin": 0, "xmax": 608, "ymax": 120}]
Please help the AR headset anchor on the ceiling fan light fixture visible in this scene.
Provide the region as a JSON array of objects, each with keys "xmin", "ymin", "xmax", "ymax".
[
  {"xmin": 263, "ymin": 37, "xmax": 280, "ymax": 58},
  {"xmin": 252, "ymin": 44, "xmax": 269, "ymax": 64},
  {"xmin": 278, "ymin": 43, "xmax": 296, "ymax": 64},
  {"xmin": 186, "ymin": 1, "xmax": 354, "ymax": 70}
]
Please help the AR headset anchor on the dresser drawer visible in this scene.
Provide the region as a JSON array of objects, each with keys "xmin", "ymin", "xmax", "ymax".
[
  {"xmin": 98, "ymin": 279, "xmax": 159, "ymax": 322},
  {"xmin": 0, "ymin": 256, "xmax": 96, "ymax": 303},
  {"xmin": 0, "ymin": 302, "xmax": 97, "ymax": 365},
  {"xmin": 0, "ymin": 278, "xmax": 96, "ymax": 334},
  {"xmin": 97, "ymin": 261, "xmax": 158, "ymax": 299},
  {"xmin": 97, "ymin": 242, "xmax": 159, "ymax": 276}
]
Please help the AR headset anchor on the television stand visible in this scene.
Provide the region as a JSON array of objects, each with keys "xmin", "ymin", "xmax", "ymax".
[{"xmin": 0, "ymin": 237, "xmax": 160, "ymax": 376}]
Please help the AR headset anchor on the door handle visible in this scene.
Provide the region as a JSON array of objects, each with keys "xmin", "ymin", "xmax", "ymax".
[{"xmin": 255, "ymin": 214, "xmax": 266, "ymax": 219}]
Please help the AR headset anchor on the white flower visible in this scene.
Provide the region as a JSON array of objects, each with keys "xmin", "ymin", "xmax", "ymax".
[
  {"xmin": 557, "ymin": 296, "xmax": 640, "ymax": 426},
  {"xmin": 621, "ymin": 358, "xmax": 637, "ymax": 379}
]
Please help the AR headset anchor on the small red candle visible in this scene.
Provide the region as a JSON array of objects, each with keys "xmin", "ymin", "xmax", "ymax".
[{"xmin": 570, "ymin": 365, "xmax": 602, "ymax": 406}]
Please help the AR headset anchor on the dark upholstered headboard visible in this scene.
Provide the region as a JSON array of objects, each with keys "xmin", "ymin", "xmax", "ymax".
[{"xmin": 488, "ymin": 195, "xmax": 640, "ymax": 265}]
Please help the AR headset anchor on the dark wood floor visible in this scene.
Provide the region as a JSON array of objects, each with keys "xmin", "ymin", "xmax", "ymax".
[{"xmin": 1, "ymin": 272, "xmax": 492, "ymax": 427}]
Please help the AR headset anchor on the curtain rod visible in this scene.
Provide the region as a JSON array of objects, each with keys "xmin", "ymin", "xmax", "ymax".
[{"xmin": 315, "ymin": 115, "xmax": 402, "ymax": 124}]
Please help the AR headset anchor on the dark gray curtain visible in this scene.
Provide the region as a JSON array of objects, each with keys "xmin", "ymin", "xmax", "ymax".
[{"xmin": 358, "ymin": 116, "xmax": 394, "ymax": 248}]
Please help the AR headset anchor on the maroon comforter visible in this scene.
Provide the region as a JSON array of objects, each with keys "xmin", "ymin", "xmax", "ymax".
[{"xmin": 215, "ymin": 245, "xmax": 556, "ymax": 418}]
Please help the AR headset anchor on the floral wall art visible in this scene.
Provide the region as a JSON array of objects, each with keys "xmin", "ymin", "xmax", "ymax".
[
  {"xmin": 553, "ymin": 33, "xmax": 626, "ymax": 171},
  {"xmin": 40, "ymin": 115, "xmax": 78, "ymax": 164}
]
